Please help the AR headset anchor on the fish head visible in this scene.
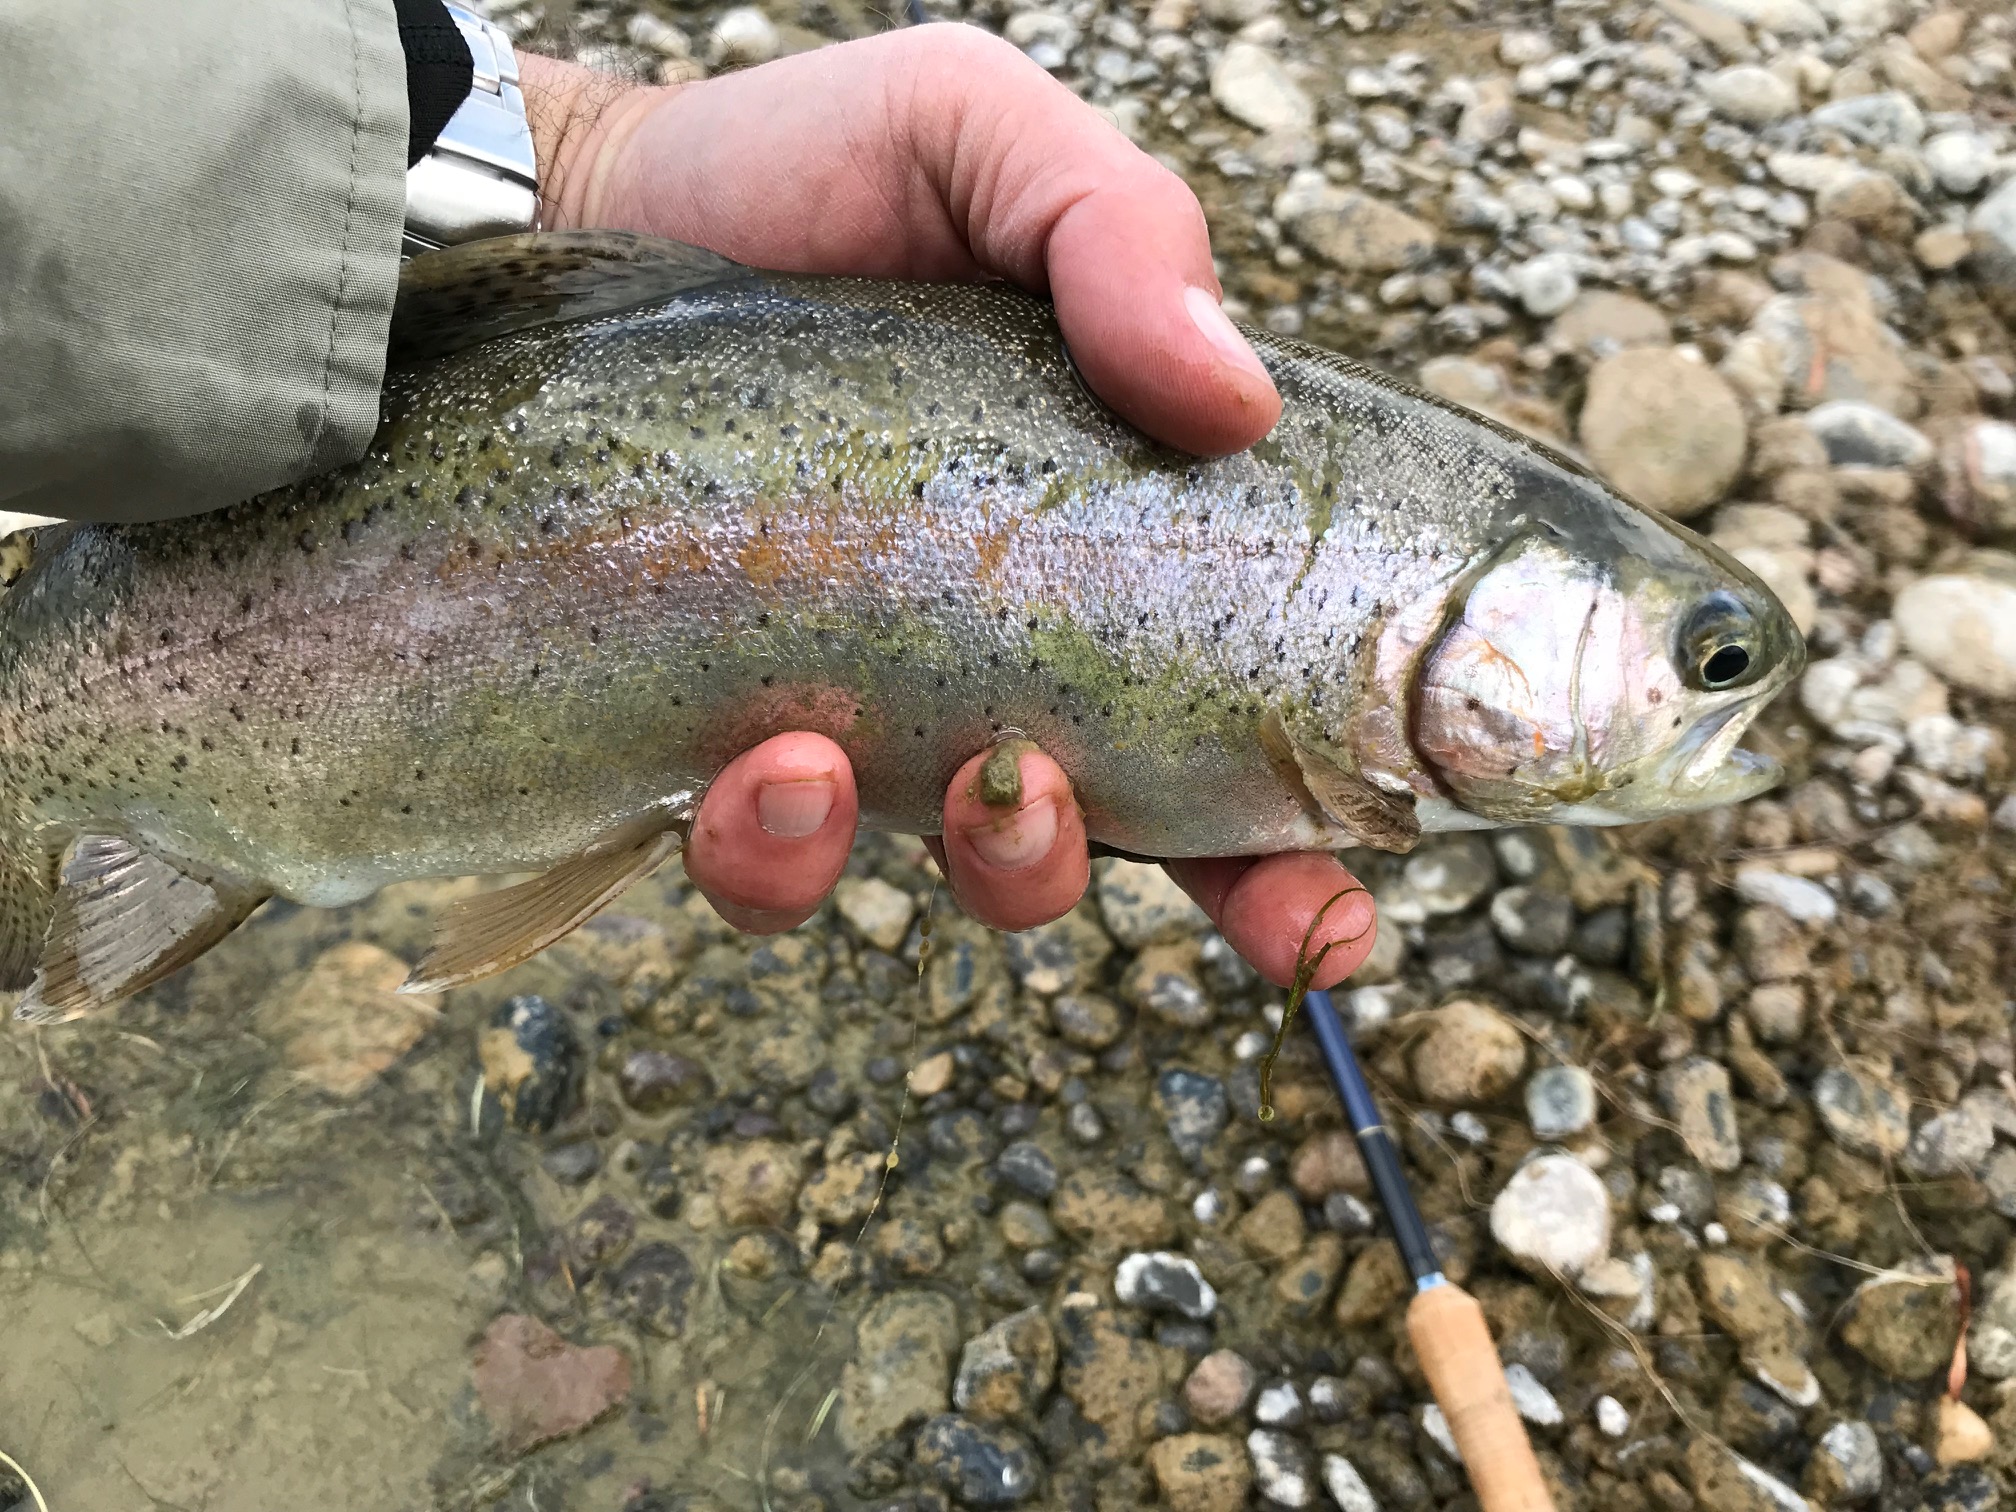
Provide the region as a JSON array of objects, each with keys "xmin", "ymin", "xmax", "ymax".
[{"xmin": 1407, "ymin": 514, "xmax": 1806, "ymax": 826}]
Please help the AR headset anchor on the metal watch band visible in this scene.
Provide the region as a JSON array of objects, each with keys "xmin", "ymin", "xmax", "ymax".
[{"xmin": 402, "ymin": 4, "xmax": 539, "ymax": 256}]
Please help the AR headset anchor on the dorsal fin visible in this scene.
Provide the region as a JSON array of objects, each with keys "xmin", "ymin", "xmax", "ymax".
[{"xmin": 389, "ymin": 230, "xmax": 758, "ymax": 367}]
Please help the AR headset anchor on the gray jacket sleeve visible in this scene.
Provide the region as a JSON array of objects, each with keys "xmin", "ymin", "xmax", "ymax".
[{"xmin": 0, "ymin": 0, "xmax": 409, "ymax": 524}]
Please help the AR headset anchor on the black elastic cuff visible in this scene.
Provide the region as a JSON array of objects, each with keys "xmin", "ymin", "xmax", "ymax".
[{"xmin": 395, "ymin": 0, "xmax": 476, "ymax": 167}]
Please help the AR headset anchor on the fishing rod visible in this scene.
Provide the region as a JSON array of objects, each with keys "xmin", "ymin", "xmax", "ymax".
[{"xmin": 1302, "ymin": 986, "xmax": 1557, "ymax": 1512}]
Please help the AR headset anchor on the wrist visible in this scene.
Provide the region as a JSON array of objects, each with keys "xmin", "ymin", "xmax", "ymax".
[{"xmin": 518, "ymin": 53, "xmax": 676, "ymax": 232}]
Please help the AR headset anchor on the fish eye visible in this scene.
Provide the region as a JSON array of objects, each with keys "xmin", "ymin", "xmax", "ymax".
[
  {"xmin": 1702, "ymin": 644, "xmax": 1751, "ymax": 687},
  {"xmin": 1681, "ymin": 593, "xmax": 1762, "ymax": 692}
]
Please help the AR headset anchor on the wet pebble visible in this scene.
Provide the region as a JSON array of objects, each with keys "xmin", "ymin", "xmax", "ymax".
[
  {"xmin": 564, "ymin": 1195, "xmax": 636, "ymax": 1274},
  {"xmin": 1807, "ymin": 1420, "xmax": 1883, "ymax": 1503},
  {"xmin": 1894, "ymin": 554, "xmax": 2016, "ymax": 698},
  {"xmin": 1804, "ymin": 401, "xmax": 1934, "ymax": 469},
  {"xmin": 1733, "ymin": 868, "xmax": 1837, "ymax": 924},
  {"xmin": 1122, "ymin": 947, "xmax": 1213, "ymax": 1028},
  {"xmin": 1243, "ymin": 1427, "xmax": 1314, "ymax": 1507},
  {"xmin": 915, "ymin": 1414, "xmax": 1045, "ymax": 1507},
  {"xmin": 703, "ymin": 1138, "xmax": 805, "ymax": 1227},
  {"xmin": 1579, "ymin": 347, "xmax": 1747, "ymax": 518},
  {"xmin": 1116, "ymin": 1251, "xmax": 1218, "ymax": 1320},
  {"xmin": 1842, "ymin": 1256, "xmax": 1963, "ymax": 1380},
  {"xmin": 1209, "ymin": 43, "xmax": 1315, "ymax": 134},
  {"xmin": 708, "ymin": 6, "xmax": 780, "ymax": 68},
  {"xmin": 608, "ymin": 1242, "xmax": 695, "ymax": 1337},
  {"xmin": 1903, "ymin": 1105, "xmax": 1995, "ymax": 1179},
  {"xmin": 1253, "ymin": 1382, "xmax": 1303, "ymax": 1428},
  {"xmin": 1096, "ymin": 859, "xmax": 1210, "ymax": 948},
  {"xmin": 1184, "ymin": 1350, "xmax": 1257, "ymax": 1426},
  {"xmin": 839, "ymin": 1291, "xmax": 962, "ymax": 1452},
  {"xmin": 1813, "ymin": 1064, "xmax": 1912, "ymax": 1157},
  {"xmin": 1704, "ymin": 65, "xmax": 1799, "ymax": 124},
  {"xmin": 1503, "ymin": 1363, "xmax": 1563, "ymax": 1426},
  {"xmin": 1526, "ymin": 1065, "xmax": 1598, "ymax": 1139},
  {"xmin": 1148, "ymin": 1433, "xmax": 1252, "ymax": 1512},
  {"xmin": 541, "ymin": 1141, "xmax": 600, "ymax": 1184},
  {"xmin": 1660, "ymin": 1056, "xmax": 1744, "ymax": 1172},
  {"xmin": 1275, "ymin": 176, "xmax": 1437, "ymax": 272},
  {"xmin": 1049, "ymin": 992, "xmax": 1125, "ymax": 1050},
  {"xmin": 479, "ymin": 995, "xmax": 579, "ymax": 1133},
  {"xmin": 1490, "ymin": 1153, "xmax": 1612, "ymax": 1276},
  {"xmin": 833, "ymin": 876, "xmax": 916, "ymax": 952},
  {"xmin": 1321, "ymin": 1455, "xmax": 1379, "ymax": 1512},
  {"xmin": 1490, "ymin": 883, "xmax": 1575, "ymax": 955},
  {"xmin": 993, "ymin": 1140, "xmax": 1058, "ymax": 1199},
  {"xmin": 1401, "ymin": 835, "xmax": 1497, "ymax": 915},
  {"xmin": 1410, "ymin": 1000, "xmax": 1526, "ymax": 1107},
  {"xmin": 616, "ymin": 1047, "xmax": 713, "ymax": 1113},
  {"xmin": 1156, "ymin": 1068, "xmax": 1230, "ymax": 1163},
  {"xmin": 471, "ymin": 1313, "xmax": 631, "ymax": 1454}
]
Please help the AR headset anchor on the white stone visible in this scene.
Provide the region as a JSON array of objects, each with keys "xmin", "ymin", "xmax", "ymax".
[
  {"xmin": 1734, "ymin": 868, "xmax": 1838, "ymax": 923},
  {"xmin": 1697, "ymin": 0, "xmax": 1828, "ymax": 35},
  {"xmin": 1255, "ymin": 1382, "xmax": 1303, "ymax": 1425},
  {"xmin": 625, "ymin": 13, "xmax": 692, "ymax": 56},
  {"xmin": 1210, "ymin": 43, "xmax": 1316, "ymax": 134},
  {"xmin": 1907, "ymin": 714, "xmax": 1997, "ymax": 781},
  {"xmin": 832, "ymin": 877, "xmax": 917, "ymax": 952},
  {"xmin": 708, "ymin": 6, "xmax": 780, "ymax": 67},
  {"xmin": 1490, "ymin": 1154, "xmax": 1612, "ymax": 1277},
  {"xmin": 1924, "ymin": 131, "xmax": 1995, "ymax": 197},
  {"xmin": 1733, "ymin": 1452, "xmax": 1813, "ymax": 1512},
  {"xmin": 1005, "ymin": 10, "xmax": 1080, "ymax": 57},
  {"xmin": 1420, "ymin": 1404, "xmax": 1461, "ymax": 1461},
  {"xmin": 1321, "ymin": 1455, "xmax": 1380, "ymax": 1512},
  {"xmin": 1512, "ymin": 253, "xmax": 1580, "ymax": 317},
  {"xmin": 1704, "ymin": 66, "xmax": 1800, "ymax": 125},
  {"xmin": 1975, "ymin": 177, "xmax": 2016, "ymax": 262},
  {"xmin": 1248, "ymin": 1429, "xmax": 1314, "ymax": 1508},
  {"xmin": 1595, "ymin": 1395, "xmax": 1629, "ymax": 1436},
  {"xmin": 1800, "ymin": 656, "xmax": 1863, "ymax": 729},
  {"xmin": 1498, "ymin": 28, "xmax": 1553, "ymax": 66},
  {"xmin": 1503, "ymin": 1363, "xmax": 1565, "ymax": 1426},
  {"xmin": 1894, "ymin": 557, "xmax": 2016, "ymax": 698}
]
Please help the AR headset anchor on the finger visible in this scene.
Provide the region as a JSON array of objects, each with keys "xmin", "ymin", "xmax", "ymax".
[
  {"xmin": 911, "ymin": 29, "xmax": 1284, "ymax": 456},
  {"xmin": 1164, "ymin": 852, "xmax": 1376, "ymax": 990},
  {"xmin": 684, "ymin": 732, "xmax": 859, "ymax": 933},
  {"xmin": 936, "ymin": 743, "xmax": 1089, "ymax": 931}
]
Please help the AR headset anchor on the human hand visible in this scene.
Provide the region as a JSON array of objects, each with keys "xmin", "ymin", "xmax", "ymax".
[{"xmin": 517, "ymin": 27, "xmax": 1375, "ymax": 988}]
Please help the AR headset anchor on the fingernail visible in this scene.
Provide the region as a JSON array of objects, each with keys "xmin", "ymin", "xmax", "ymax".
[
  {"xmin": 1184, "ymin": 285, "xmax": 1272, "ymax": 386},
  {"xmin": 757, "ymin": 777, "xmax": 836, "ymax": 838},
  {"xmin": 963, "ymin": 797, "xmax": 1058, "ymax": 872}
]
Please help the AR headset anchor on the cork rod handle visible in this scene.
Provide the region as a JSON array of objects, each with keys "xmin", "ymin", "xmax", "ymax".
[{"xmin": 1406, "ymin": 1283, "xmax": 1557, "ymax": 1512}]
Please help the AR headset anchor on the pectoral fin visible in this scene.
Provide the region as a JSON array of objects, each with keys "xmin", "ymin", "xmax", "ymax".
[
  {"xmin": 14, "ymin": 836, "xmax": 265, "ymax": 1023},
  {"xmin": 1260, "ymin": 710, "xmax": 1421, "ymax": 853},
  {"xmin": 401, "ymin": 827, "xmax": 685, "ymax": 995}
]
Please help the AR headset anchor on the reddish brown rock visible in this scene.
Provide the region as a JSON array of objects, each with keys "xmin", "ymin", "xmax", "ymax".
[{"xmin": 472, "ymin": 1313, "xmax": 631, "ymax": 1454}]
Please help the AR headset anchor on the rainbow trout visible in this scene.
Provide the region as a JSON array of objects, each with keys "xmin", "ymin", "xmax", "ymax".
[{"xmin": 0, "ymin": 232, "xmax": 1802, "ymax": 1020}]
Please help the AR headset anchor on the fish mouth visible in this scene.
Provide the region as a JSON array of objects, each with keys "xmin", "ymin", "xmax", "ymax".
[{"xmin": 1667, "ymin": 698, "xmax": 1782, "ymax": 804}]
